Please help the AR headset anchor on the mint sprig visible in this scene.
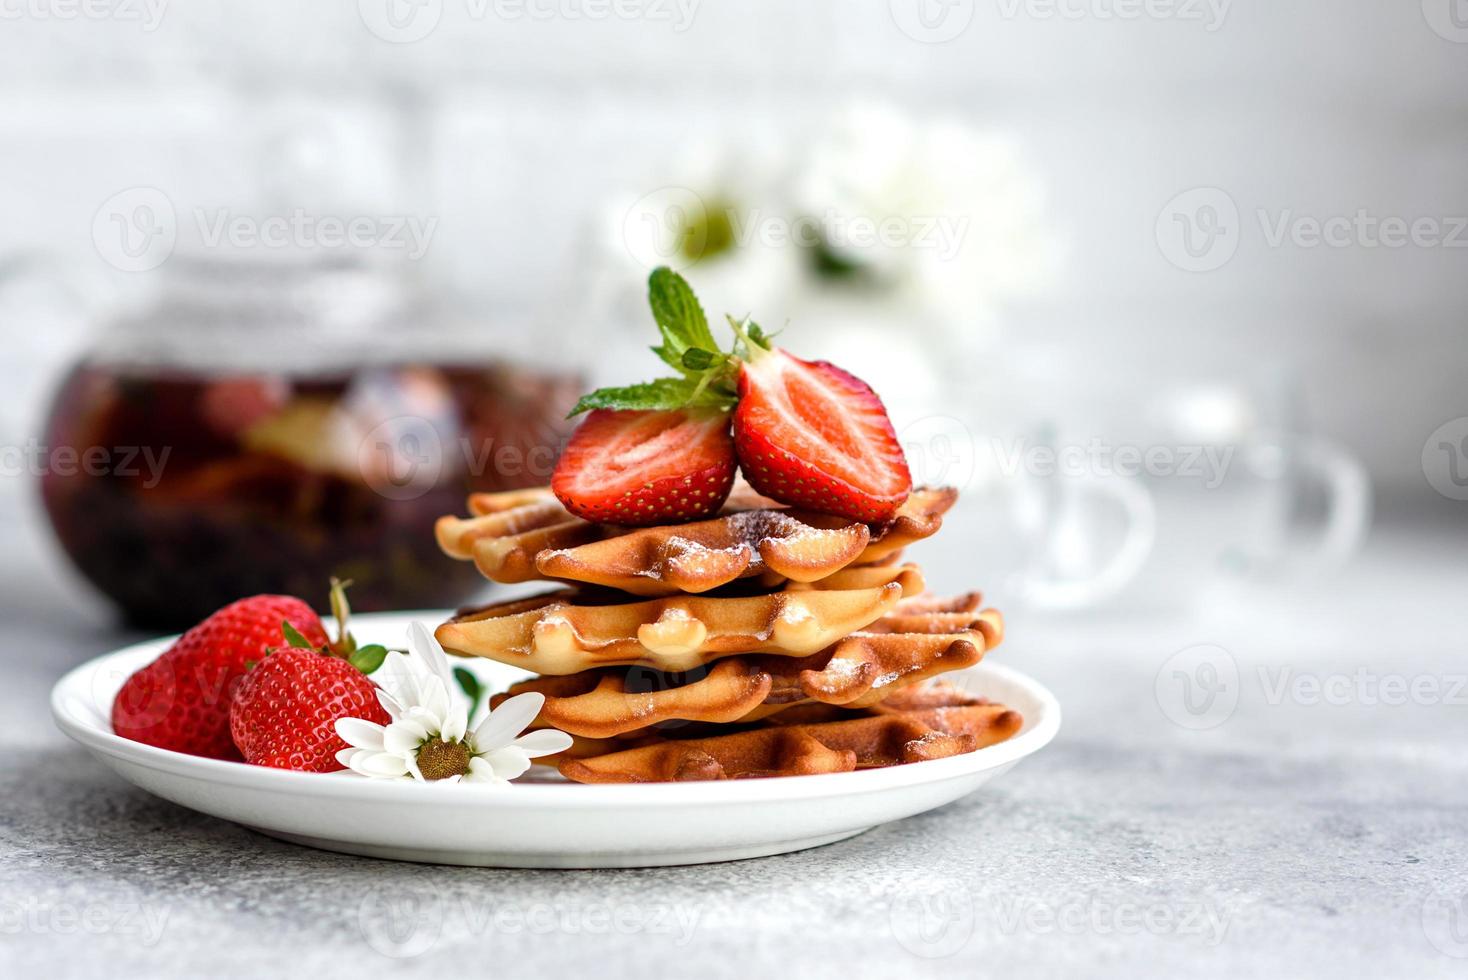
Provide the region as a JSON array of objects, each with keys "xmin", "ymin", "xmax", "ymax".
[
  {"xmin": 570, "ymin": 376, "xmax": 729, "ymax": 416},
  {"xmin": 568, "ymin": 268, "xmax": 774, "ymax": 418},
  {"xmin": 648, "ymin": 266, "xmax": 719, "ymax": 373}
]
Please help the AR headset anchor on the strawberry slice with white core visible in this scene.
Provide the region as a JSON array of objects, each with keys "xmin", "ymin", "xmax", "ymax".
[
  {"xmin": 734, "ymin": 347, "xmax": 911, "ymax": 522},
  {"xmin": 552, "ymin": 408, "xmax": 737, "ymax": 526}
]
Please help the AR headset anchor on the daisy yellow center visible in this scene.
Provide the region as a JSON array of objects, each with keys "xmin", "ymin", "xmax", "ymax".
[{"xmin": 417, "ymin": 738, "xmax": 471, "ymax": 780}]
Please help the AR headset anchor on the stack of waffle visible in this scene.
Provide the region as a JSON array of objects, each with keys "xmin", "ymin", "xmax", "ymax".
[{"xmin": 432, "ymin": 486, "xmax": 1022, "ymax": 783}]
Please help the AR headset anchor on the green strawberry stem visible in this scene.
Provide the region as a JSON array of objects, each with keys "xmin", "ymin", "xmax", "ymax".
[{"xmin": 328, "ymin": 577, "xmax": 355, "ymax": 655}]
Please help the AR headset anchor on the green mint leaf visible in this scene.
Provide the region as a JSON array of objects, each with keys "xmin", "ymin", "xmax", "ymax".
[
  {"xmin": 648, "ymin": 267, "xmax": 719, "ymax": 372},
  {"xmin": 281, "ymin": 621, "xmax": 314, "ymax": 650},
  {"xmin": 453, "ymin": 667, "xmax": 485, "ymax": 722},
  {"xmin": 348, "ymin": 644, "xmax": 388, "ymax": 675},
  {"xmin": 568, "ymin": 377, "xmax": 735, "ymax": 416},
  {"xmin": 681, "ymin": 347, "xmax": 718, "ymax": 371}
]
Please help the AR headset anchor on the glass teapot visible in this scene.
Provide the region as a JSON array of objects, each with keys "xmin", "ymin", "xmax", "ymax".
[{"xmin": 38, "ymin": 253, "xmax": 582, "ymax": 627}]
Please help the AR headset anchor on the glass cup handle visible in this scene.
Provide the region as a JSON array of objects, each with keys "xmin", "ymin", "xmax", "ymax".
[
  {"xmin": 1023, "ymin": 474, "xmax": 1157, "ymax": 611},
  {"xmin": 1291, "ymin": 438, "xmax": 1372, "ymax": 562}
]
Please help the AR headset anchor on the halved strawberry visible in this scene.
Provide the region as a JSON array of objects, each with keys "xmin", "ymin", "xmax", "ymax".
[
  {"xmin": 733, "ymin": 347, "xmax": 911, "ymax": 522},
  {"xmin": 551, "ymin": 408, "xmax": 736, "ymax": 526}
]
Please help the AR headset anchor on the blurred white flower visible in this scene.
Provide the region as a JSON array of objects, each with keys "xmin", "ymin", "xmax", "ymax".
[
  {"xmin": 591, "ymin": 127, "xmax": 797, "ymax": 357},
  {"xmin": 793, "ymin": 100, "xmax": 1058, "ymax": 316}
]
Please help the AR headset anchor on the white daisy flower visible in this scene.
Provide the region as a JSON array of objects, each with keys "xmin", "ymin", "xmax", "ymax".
[{"xmin": 335, "ymin": 622, "xmax": 573, "ymax": 784}]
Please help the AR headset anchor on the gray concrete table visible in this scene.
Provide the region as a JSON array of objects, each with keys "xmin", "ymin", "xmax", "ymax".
[{"xmin": 2, "ymin": 493, "xmax": 1465, "ymax": 979}]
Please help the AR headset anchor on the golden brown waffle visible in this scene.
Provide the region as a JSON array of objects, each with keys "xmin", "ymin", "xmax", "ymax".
[
  {"xmin": 435, "ymin": 564, "xmax": 924, "ymax": 674},
  {"xmin": 558, "ymin": 703, "xmax": 1024, "ymax": 783},
  {"xmin": 435, "ymin": 486, "xmax": 955, "ymax": 596},
  {"xmin": 749, "ymin": 679, "xmax": 991, "ymax": 727},
  {"xmin": 491, "ymin": 594, "xmax": 1002, "ymax": 737},
  {"xmin": 869, "ymin": 680, "xmax": 991, "ymax": 713},
  {"xmin": 542, "ymin": 680, "xmax": 994, "ymax": 763}
]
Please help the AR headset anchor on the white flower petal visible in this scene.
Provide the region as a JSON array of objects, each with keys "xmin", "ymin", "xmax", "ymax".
[
  {"xmin": 440, "ymin": 705, "xmax": 469, "ymax": 743},
  {"xmin": 354, "ymin": 751, "xmax": 411, "ymax": 779},
  {"xmin": 422, "ymin": 676, "xmax": 453, "ymax": 725},
  {"xmin": 512, "ymin": 728, "xmax": 574, "ymax": 758},
  {"xmin": 373, "ymin": 653, "xmax": 437, "ymax": 718},
  {"xmin": 335, "ymin": 717, "xmax": 386, "ymax": 751},
  {"xmin": 480, "ymin": 745, "xmax": 532, "ymax": 782},
  {"xmin": 474, "ymin": 692, "xmax": 545, "ymax": 750},
  {"xmin": 462, "ymin": 757, "xmax": 508, "ymax": 785},
  {"xmin": 376, "ymin": 687, "xmax": 405, "ymax": 719},
  {"xmin": 384, "ymin": 722, "xmax": 427, "ymax": 757},
  {"xmin": 408, "ymin": 622, "xmax": 455, "ymax": 692},
  {"xmin": 402, "ymin": 705, "xmax": 446, "ymax": 739}
]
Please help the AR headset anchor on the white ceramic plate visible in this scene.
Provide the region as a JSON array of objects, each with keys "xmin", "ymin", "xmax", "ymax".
[{"xmin": 52, "ymin": 611, "xmax": 1060, "ymax": 868}]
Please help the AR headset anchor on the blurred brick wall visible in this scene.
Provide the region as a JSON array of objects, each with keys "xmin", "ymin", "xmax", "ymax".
[{"xmin": 0, "ymin": 0, "xmax": 1464, "ymax": 503}]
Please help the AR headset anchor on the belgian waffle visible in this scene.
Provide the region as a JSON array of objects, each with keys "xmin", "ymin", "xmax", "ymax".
[
  {"xmin": 435, "ymin": 486, "xmax": 955, "ymax": 595},
  {"xmin": 435, "ymin": 564, "xmax": 924, "ymax": 674},
  {"xmin": 557, "ymin": 704, "xmax": 1024, "ymax": 783},
  {"xmin": 490, "ymin": 594, "xmax": 1003, "ymax": 737}
]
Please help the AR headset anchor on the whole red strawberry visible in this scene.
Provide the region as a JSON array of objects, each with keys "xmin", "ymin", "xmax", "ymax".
[
  {"xmin": 111, "ymin": 596, "xmax": 329, "ymax": 759},
  {"xmin": 229, "ymin": 646, "xmax": 389, "ymax": 772}
]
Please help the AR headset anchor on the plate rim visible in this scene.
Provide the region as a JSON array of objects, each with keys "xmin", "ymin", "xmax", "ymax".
[{"xmin": 51, "ymin": 611, "xmax": 1062, "ymax": 808}]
